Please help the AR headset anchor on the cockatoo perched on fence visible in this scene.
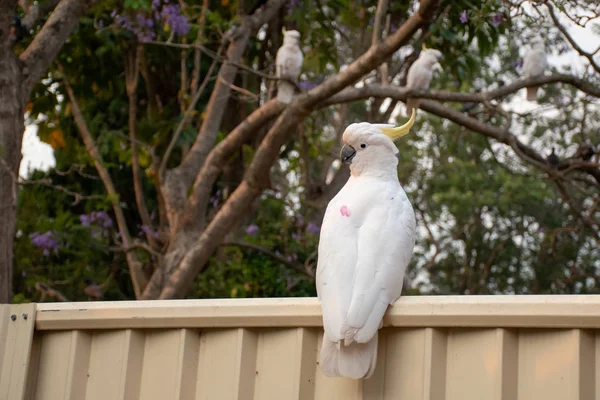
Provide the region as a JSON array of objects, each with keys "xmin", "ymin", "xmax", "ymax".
[
  {"xmin": 522, "ymin": 37, "xmax": 548, "ymax": 101},
  {"xmin": 405, "ymin": 46, "xmax": 443, "ymax": 115},
  {"xmin": 316, "ymin": 110, "xmax": 418, "ymax": 380},
  {"xmin": 275, "ymin": 29, "xmax": 303, "ymax": 104}
]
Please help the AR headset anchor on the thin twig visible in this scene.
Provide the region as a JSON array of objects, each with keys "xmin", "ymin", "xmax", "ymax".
[
  {"xmin": 160, "ymin": 42, "xmax": 227, "ymax": 177},
  {"xmin": 58, "ymin": 62, "xmax": 149, "ymax": 298}
]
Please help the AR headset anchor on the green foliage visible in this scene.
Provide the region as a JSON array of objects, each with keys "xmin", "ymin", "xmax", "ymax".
[{"xmin": 12, "ymin": 0, "xmax": 600, "ymax": 303}]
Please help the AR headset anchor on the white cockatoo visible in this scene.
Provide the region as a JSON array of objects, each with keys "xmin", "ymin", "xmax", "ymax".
[
  {"xmin": 275, "ymin": 29, "xmax": 303, "ymax": 104},
  {"xmin": 405, "ymin": 47, "xmax": 443, "ymax": 115},
  {"xmin": 316, "ymin": 110, "xmax": 418, "ymax": 380},
  {"xmin": 522, "ymin": 37, "xmax": 548, "ymax": 101}
]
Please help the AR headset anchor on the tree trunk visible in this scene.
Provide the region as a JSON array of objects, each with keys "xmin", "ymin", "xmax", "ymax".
[{"xmin": 0, "ymin": 44, "xmax": 24, "ymax": 304}]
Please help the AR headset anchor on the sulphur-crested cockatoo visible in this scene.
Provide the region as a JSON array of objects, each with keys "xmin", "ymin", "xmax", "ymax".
[
  {"xmin": 522, "ymin": 37, "xmax": 548, "ymax": 101},
  {"xmin": 405, "ymin": 47, "xmax": 443, "ymax": 115},
  {"xmin": 316, "ymin": 110, "xmax": 418, "ymax": 379},
  {"xmin": 275, "ymin": 29, "xmax": 303, "ymax": 104}
]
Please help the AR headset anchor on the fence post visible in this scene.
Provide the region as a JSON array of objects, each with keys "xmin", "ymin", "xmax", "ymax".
[{"xmin": 0, "ymin": 303, "xmax": 37, "ymax": 400}]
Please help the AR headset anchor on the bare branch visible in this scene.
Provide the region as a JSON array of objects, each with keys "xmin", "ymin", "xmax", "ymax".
[
  {"xmin": 34, "ymin": 282, "xmax": 68, "ymax": 302},
  {"xmin": 372, "ymin": 0, "xmax": 389, "ymax": 85},
  {"xmin": 19, "ymin": 177, "xmax": 105, "ymax": 205},
  {"xmin": 21, "ymin": 0, "xmax": 60, "ymax": 30},
  {"xmin": 111, "ymin": 241, "xmax": 162, "ymax": 258},
  {"xmin": 160, "ymin": 41, "xmax": 226, "ymax": 177},
  {"xmin": 125, "ymin": 44, "xmax": 155, "ymax": 244},
  {"xmin": 58, "ymin": 64, "xmax": 148, "ymax": 298},
  {"xmin": 168, "ymin": 0, "xmax": 288, "ymax": 199},
  {"xmin": 327, "ymin": 74, "xmax": 600, "ymax": 106},
  {"xmin": 21, "ymin": 0, "xmax": 97, "ymax": 94},
  {"xmin": 546, "ymin": 2, "xmax": 600, "ymax": 74},
  {"xmin": 148, "ymin": 0, "xmax": 442, "ymax": 299},
  {"xmin": 325, "ymin": 83, "xmax": 600, "ymax": 184},
  {"xmin": 183, "ymin": 99, "xmax": 285, "ymax": 229}
]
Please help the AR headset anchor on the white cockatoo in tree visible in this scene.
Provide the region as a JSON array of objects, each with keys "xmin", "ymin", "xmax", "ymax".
[
  {"xmin": 522, "ymin": 37, "xmax": 548, "ymax": 101},
  {"xmin": 405, "ymin": 46, "xmax": 443, "ymax": 115},
  {"xmin": 275, "ymin": 29, "xmax": 303, "ymax": 104},
  {"xmin": 316, "ymin": 110, "xmax": 418, "ymax": 379}
]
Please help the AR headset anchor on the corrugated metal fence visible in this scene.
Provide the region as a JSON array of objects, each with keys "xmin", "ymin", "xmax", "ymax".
[{"xmin": 1, "ymin": 296, "xmax": 600, "ymax": 399}]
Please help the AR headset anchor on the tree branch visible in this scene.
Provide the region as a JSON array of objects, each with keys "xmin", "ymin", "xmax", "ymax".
[
  {"xmin": 183, "ymin": 99, "xmax": 284, "ymax": 230},
  {"xmin": 372, "ymin": 0, "xmax": 389, "ymax": 85},
  {"xmin": 20, "ymin": 0, "xmax": 97, "ymax": 94},
  {"xmin": 160, "ymin": 41, "xmax": 225, "ymax": 177},
  {"xmin": 149, "ymin": 0, "xmax": 442, "ymax": 299},
  {"xmin": 326, "ymin": 83, "xmax": 600, "ymax": 183},
  {"xmin": 125, "ymin": 44, "xmax": 155, "ymax": 245},
  {"xmin": 21, "ymin": 0, "xmax": 60, "ymax": 30},
  {"xmin": 58, "ymin": 64, "xmax": 148, "ymax": 298},
  {"xmin": 170, "ymin": 0, "xmax": 288, "ymax": 196},
  {"xmin": 326, "ymin": 74, "xmax": 600, "ymax": 106},
  {"xmin": 545, "ymin": 2, "xmax": 600, "ymax": 74}
]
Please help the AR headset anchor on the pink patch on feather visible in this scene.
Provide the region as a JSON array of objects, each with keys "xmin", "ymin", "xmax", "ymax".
[{"xmin": 340, "ymin": 205, "xmax": 351, "ymax": 217}]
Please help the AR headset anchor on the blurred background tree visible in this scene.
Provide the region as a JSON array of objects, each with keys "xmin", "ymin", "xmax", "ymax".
[{"xmin": 7, "ymin": 0, "xmax": 600, "ymax": 302}]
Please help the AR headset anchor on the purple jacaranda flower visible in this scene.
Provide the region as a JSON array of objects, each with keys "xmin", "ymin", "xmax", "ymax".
[
  {"xmin": 291, "ymin": 232, "xmax": 300, "ymax": 241},
  {"xmin": 98, "ymin": 20, "xmax": 104, "ymax": 28},
  {"xmin": 160, "ymin": 4, "xmax": 190, "ymax": 35},
  {"xmin": 110, "ymin": 10, "xmax": 118, "ymax": 18},
  {"xmin": 491, "ymin": 12, "xmax": 502, "ymax": 27},
  {"xmin": 246, "ymin": 224, "xmax": 259, "ymax": 236},
  {"xmin": 286, "ymin": 253, "xmax": 298, "ymax": 262},
  {"xmin": 141, "ymin": 225, "xmax": 160, "ymax": 239},
  {"xmin": 80, "ymin": 214, "xmax": 92, "ymax": 226},
  {"xmin": 30, "ymin": 231, "xmax": 59, "ymax": 255},
  {"xmin": 306, "ymin": 222, "xmax": 320, "ymax": 235},
  {"xmin": 460, "ymin": 10, "xmax": 468, "ymax": 24},
  {"xmin": 80, "ymin": 211, "xmax": 113, "ymax": 229},
  {"xmin": 120, "ymin": 141, "xmax": 126, "ymax": 150},
  {"xmin": 299, "ymin": 80, "xmax": 318, "ymax": 91},
  {"xmin": 296, "ymin": 215, "xmax": 304, "ymax": 227}
]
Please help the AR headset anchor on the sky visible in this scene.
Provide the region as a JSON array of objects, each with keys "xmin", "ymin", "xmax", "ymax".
[{"xmin": 19, "ymin": 5, "xmax": 600, "ymax": 178}]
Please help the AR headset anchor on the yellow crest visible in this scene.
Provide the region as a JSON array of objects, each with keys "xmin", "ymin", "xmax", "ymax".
[
  {"xmin": 422, "ymin": 43, "xmax": 428, "ymax": 51},
  {"xmin": 379, "ymin": 109, "xmax": 416, "ymax": 141}
]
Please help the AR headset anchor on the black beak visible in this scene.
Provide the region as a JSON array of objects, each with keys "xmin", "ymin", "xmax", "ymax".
[{"xmin": 340, "ymin": 144, "xmax": 356, "ymax": 164}]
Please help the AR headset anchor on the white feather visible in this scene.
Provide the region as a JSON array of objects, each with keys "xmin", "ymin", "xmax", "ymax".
[
  {"xmin": 275, "ymin": 30, "xmax": 303, "ymax": 104},
  {"xmin": 522, "ymin": 38, "xmax": 547, "ymax": 101},
  {"xmin": 316, "ymin": 123, "xmax": 416, "ymax": 379},
  {"xmin": 405, "ymin": 49, "xmax": 443, "ymax": 115}
]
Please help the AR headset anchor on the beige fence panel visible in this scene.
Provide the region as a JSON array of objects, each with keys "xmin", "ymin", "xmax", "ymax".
[{"xmin": 2, "ymin": 296, "xmax": 600, "ymax": 399}]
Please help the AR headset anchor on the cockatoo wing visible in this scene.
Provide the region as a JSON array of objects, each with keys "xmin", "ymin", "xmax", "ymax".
[
  {"xmin": 342, "ymin": 185, "xmax": 415, "ymax": 343},
  {"xmin": 406, "ymin": 62, "xmax": 433, "ymax": 90},
  {"xmin": 316, "ymin": 178, "xmax": 416, "ymax": 345},
  {"xmin": 276, "ymin": 46, "xmax": 302, "ymax": 80},
  {"xmin": 316, "ymin": 199, "xmax": 358, "ymax": 343},
  {"xmin": 523, "ymin": 49, "xmax": 547, "ymax": 78},
  {"xmin": 275, "ymin": 46, "xmax": 287, "ymax": 78}
]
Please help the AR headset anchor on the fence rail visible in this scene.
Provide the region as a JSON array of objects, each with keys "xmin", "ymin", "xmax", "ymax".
[{"xmin": 2, "ymin": 295, "xmax": 599, "ymax": 399}]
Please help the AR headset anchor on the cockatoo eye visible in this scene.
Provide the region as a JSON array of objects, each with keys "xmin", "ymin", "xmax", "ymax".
[{"xmin": 360, "ymin": 143, "xmax": 367, "ymax": 149}]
